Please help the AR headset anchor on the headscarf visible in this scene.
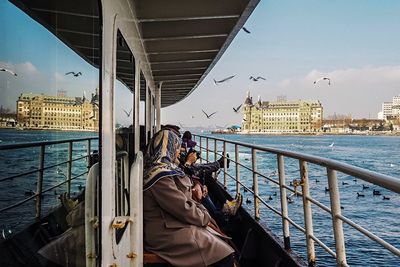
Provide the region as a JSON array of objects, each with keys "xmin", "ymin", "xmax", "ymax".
[{"xmin": 143, "ymin": 130, "xmax": 185, "ymax": 191}]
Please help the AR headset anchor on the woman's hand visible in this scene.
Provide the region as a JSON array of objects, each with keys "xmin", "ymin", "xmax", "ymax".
[
  {"xmin": 192, "ymin": 183, "xmax": 203, "ymax": 202},
  {"xmin": 185, "ymin": 151, "xmax": 197, "ymax": 166}
]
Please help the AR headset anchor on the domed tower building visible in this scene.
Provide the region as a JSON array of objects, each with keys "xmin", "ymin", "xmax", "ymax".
[{"xmin": 242, "ymin": 91, "xmax": 253, "ymax": 133}]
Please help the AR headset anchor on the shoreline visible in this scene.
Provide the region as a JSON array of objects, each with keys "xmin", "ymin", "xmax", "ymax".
[{"xmin": 211, "ymin": 131, "xmax": 400, "ymax": 137}]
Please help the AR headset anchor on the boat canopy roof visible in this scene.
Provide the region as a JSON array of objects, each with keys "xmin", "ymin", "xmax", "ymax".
[{"xmin": 10, "ymin": 0, "xmax": 259, "ymax": 107}]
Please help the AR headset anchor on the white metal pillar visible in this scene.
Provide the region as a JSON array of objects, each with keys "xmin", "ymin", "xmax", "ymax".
[
  {"xmin": 155, "ymin": 82, "xmax": 162, "ymax": 131},
  {"xmin": 134, "ymin": 62, "xmax": 140, "ymax": 154}
]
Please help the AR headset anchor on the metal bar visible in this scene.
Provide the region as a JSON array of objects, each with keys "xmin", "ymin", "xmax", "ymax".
[
  {"xmin": 87, "ymin": 139, "xmax": 91, "ymax": 167},
  {"xmin": 300, "ymin": 160, "xmax": 315, "ymax": 267},
  {"xmin": 206, "ymin": 138, "xmax": 209, "ymax": 162},
  {"xmin": 235, "ymin": 144, "xmax": 240, "ymax": 196},
  {"xmin": 337, "ymin": 214, "xmax": 400, "ymax": 257},
  {"xmin": 214, "ymin": 139, "xmax": 217, "ymax": 162},
  {"xmin": 0, "ymin": 155, "xmax": 89, "ymax": 183},
  {"xmin": 192, "ymin": 134, "xmax": 400, "ymax": 194},
  {"xmin": 138, "ymin": 15, "xmax": 240, "ymax": 23},
  {"xmin": 199, "ymin": 137, "xmax": 202, "ymax": 163},
  {"xmin": 35, "ymin": 145, "xmax": 45, "ymax": 220},
  {"xmin": 67, "ymin": 142, "xmax": 73, "ymax": 196},
  {"xmin": 278, "ymin": 154, "xmax": 291, "ymax": 250},
  {"xmin": 327, "ymin": 168, "xmax": 347, "ymax": 266},
  {"xmin": 310, "ymin": 234, "xmax": 336, "ymax": 258},
  {"xmin": 252, "ymin": 148, "xmax": 260, "ymax": 220},
  {"xmin": 223, "ymin": 141, "xmax": 227, "ymax": 188},
  {"xmin": 0, "ymin": 137, "xmax": 98, "ymax": 151}
]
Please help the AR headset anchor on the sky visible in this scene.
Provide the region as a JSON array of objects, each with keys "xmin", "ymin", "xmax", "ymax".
[{"xmin": 1, "ymin": 0, "xmax": 400, "ymax": 128}]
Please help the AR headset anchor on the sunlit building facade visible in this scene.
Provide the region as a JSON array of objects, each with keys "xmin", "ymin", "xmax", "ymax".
[
  {"xmin": 16, "ymin": 90, "xmax": 99, "ymax": 131},
  {"xmin": 242, "ymin": 92, "xmax": 323, "ymax": 133}
]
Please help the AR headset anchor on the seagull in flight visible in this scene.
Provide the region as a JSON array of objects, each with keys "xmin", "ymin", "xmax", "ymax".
[
  {"xmin": 249, "ymin": 76, "xmax": 266, "ymax": 82},
  {"xmin": 213, "ymin": 75, "xmax": 235, "ymax": 85},
  {"xmin": 0, "ymin": 68, "xmax": 17, "ymax": 76},
  {"xmin": 233, "ymin": 104, "xmax": 242, "ymax": 113},
  {"xmin": 242, "ymin": 27, "xmax": 251, "ymax": 34},
  {"xmin": 123, "ymin": 108, "xmax": 132, "ymax": 117},
  {"xmin": 314, "ymin": 77, "xmax": 331, "ymax": 86},
  {"xmin": 202, "ymin": 109, "xmax": 217, "ymax": 119},
  {"xmin": 65, "ymin": 71, "xmax": 82, "ymax": 77},
  {"xmin": 328, "ymin": 142, "xmax": 334, "ymax": 148}
]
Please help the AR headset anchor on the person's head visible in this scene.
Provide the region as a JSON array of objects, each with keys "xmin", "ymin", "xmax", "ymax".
[
  {"xmin": 161, "ymin": 124, "xmax": 181, "ymax": 138},
  {"xmin": 182, "ymin": 131, "xmax": 192, "ymax": 141},
  {"xmin": 145, "ymin": 129, "xmax": 182, "ymax": 168}
]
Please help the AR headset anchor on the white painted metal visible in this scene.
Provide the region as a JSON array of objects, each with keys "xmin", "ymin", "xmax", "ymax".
[
  {"xmin": 134, "ymin": 62, "xmax": 141, "ymax": 154},
  {"xmin": 327, "ymin": 168, "xmax": 347, "ymax": 266},
  {"xmin": 85, "ymin": 163, "xmax": 98, "ymax": 267},
  {"xmin": 235, "ymin": 144, "xmax": 240, "ymax": 195},
  {"xmin": 300, "ymin": 160, "xmax": 316, "ymax": 266},
  {"xmin": 251, "ymin": 148, "xmax": 260, "ymax": 220},
  {"xmin": 278, "ymin": 155, "xmax": 290, "ymax": 250},
  {"xmin": 129, "ymin": 152, "xmax": 144, "ymax": 267},
  {"xmin": 223, "ymin": 141, "xmax": 227, "ymax": 188}
]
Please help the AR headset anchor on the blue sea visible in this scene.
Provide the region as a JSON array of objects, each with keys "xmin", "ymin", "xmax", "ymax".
[
  {"xmin": 0, "ymin": 129, "xmax": 399, "ymax": 266},
  {"xmin": 201, "ymin": 133, "xmax": 400, "ymax": 267}
]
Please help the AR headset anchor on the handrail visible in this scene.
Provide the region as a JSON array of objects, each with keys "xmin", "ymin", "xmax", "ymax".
[
  {"xmin": 0, "ymin": 137, "xmax": 99, "ymax": 220},
  {"xmin": 195, "ymin": 135, "xmax": 400, "ymax": 193},
  {"xmin": 194, "ymin": 134, "xmax": 399, "ymax": 267}
]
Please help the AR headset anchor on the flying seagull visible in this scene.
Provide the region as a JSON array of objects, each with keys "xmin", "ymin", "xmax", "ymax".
[
  {"xmin": 0, "ymin": 68, "xmax": 17, "ymax": 76},
  {"xmin": 242, "ymin": 27, "xmax": 251, "ymax": 34},
  {"xmin": 202, "ymin": 109, "xmax": 217, "ymax": 119},
  {"xmin": 123, "ymin": 108, "xmax": 132, "ymax": 117},
  {"xmin": 213, "ymin": 75, "xmax": 235, "ymax": 85},
  {"xmin": 249, "ymin": 76, "xmax": 266, "ymax": 82},
  {"xmin": 314, "ymin": 77, "xmax": 331, "ymax": 85},
  {"xmin": 233, "ymin": 104, "xmax": 242, "ymax": 113},
  {"xmin": 65, "ymin": 71, "xmax": 82, "ymax": 77}
]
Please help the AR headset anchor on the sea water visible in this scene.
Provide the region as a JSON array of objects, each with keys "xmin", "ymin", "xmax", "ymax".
[
  {"xmin": 202, "ymin": 133, "xmax": 400, "ymax": 266},
  {"xmin": 0, "ymin": 129, "xmax": 399, "ymax": 266}
]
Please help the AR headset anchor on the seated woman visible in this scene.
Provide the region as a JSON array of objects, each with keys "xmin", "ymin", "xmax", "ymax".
[{"xmin": 143, "ymin": 129, "xmax": 235, "ymax": 267}]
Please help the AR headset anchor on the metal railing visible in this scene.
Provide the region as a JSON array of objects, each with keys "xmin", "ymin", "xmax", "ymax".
[
  {"xmin": 194, "ymin": 134, "xmax": 400, "ymax": 267},
  {"xmin": 0, "ymin": 137, "xmax": 98, "ymax": 219}
]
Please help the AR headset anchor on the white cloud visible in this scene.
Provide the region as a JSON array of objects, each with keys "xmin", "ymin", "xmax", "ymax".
[{"xmin": 277, "ymin": 65, "xmax": 400, "ymax": 118}]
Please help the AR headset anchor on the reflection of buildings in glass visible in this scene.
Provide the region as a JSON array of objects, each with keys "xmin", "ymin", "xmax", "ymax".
[
  {"xmin": 16, "ymin": 90, "xmax": 99, "ymax": 131},
  {"xmin": 242, "ymin": 92, "xmax": 323, "ymax": 133}
]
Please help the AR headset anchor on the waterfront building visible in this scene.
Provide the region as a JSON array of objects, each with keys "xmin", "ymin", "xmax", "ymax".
[
  {"xmin": 16, "ymin": 90, "xmax": 99, "ymax": 131},
  {"xmin": 379, "ymin": 95, "xmax": 400, "ymax": 120},
  {"xmin": 242, "ymin": 92, "xmax": 323, "ymax": 133}
]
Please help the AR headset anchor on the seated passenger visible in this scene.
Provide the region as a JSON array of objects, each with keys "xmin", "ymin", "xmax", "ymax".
[{"xmin": 143, "ymin": 129, "xmax": 235, "ymax": 267}]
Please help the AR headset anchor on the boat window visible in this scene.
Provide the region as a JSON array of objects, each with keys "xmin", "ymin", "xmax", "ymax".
[
  {"xmin": 115, "ymin": 30, "xmax": 135, "ymax": 221},
  {"xmin": 0, "ymin": 0, "xmax": 100, "ymax": 264},
  {"xmin": 0, "ymin": 1, "xmax": 101, "ymax": 234}
]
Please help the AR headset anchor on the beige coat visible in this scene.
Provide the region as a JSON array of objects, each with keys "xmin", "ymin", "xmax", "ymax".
[{"xmin": 144, "ymin": 175, "xmax": 234, "ymax": 267}]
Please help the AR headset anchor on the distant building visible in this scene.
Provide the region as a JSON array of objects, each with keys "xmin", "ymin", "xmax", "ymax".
[
  {"xmin": 242, "ymin": 92, "xmax": 323, "ymax": 133},
  {"xmin": 379, "ymin": 95, "xmax": 400, "ymax": 120},
  {"xmin": 16, "ymin": 89, "xmax": 99, "ymax": 131}
]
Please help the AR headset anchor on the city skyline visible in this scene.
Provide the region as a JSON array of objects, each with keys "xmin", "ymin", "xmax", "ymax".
[{"xmin": 1, "ymin": 1, "xmax": 400, "ymax": 127}]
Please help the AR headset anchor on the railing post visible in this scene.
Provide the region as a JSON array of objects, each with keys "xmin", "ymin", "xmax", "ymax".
[
  {"xmin": 67, "ymin": 141, "xmax": 73, "ymax": 196},
  {"xmin": 214, "ymin": 139, "xmax": 217, "ymax": 162},
  {"xmin": 223, "ymin": 141, "xmax": 227, "ymax": 188},
  {"xmin": 252, "ymin": 148, "xmax": 260, "ymax": 220},
  {"xmin": 206, "ymin": 138, "xmax": 209, "ymax": 162},
  {"xmin": 199, "ymin": 137, "xmax": 202, "ymax": 163},
  {"xmin": 87, "ymin": 139, "xmax": 91, "ymax": 168},
  {"xmin": 327, "ymin": 168, "xmax": 347, "ymax": 266},
  {"xmin": 235, "ymin": 144, "xmax": 240, "ymax": 196},
  {"xmin": 35, "ymin": 145, "xmax": 45, "ymax": 220},
  {"xmin": 300, "ymin": 160, "xmax": 315, "ymax": 266},
  {"xmin": 278, "ymin": 154, "xmax": 291, "ymax": 250}
]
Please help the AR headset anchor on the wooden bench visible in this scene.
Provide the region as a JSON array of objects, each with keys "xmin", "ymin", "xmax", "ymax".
[{"xmin": 144, "ymin": 251, "xmax": 167, "ymax": 264}]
